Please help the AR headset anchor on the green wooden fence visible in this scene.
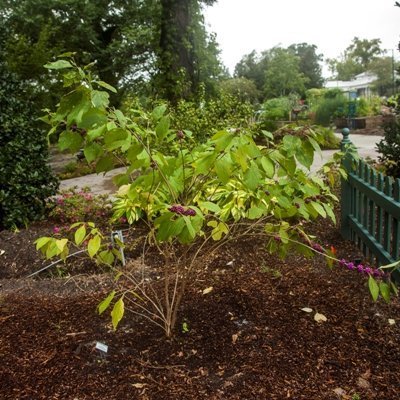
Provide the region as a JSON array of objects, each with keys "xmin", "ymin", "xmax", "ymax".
[{"xmin": 340, "ymin": 128, "xmax": 400, "ymax": 280}]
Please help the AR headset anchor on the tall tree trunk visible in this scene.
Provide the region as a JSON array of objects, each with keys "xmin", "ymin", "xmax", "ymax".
[{"xmin": 159, "ymin": 0, "xmax": 196, "ymax": 103}]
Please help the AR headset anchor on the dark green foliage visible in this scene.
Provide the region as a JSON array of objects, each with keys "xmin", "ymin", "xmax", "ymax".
[
  {"xmin": 156, "ymin": 0, "xmax": 223, "ymax": 103},
  {"xmin": 170, "ymin": 93, "xmax": 255, "ymax": 141},
  {"xmin": 288, "ymin": 43, "xmax": 324, "ymax": 89},
  {"xmin": 376, "ymin": 121, "xmax": 400, "ymax": 178},
  {"xmin": 314, "ymin": 94, "xmax": 348, "ymax": 126},
  {"xmin": 0, "ymin": 66, "xmax": 59, "ymax": 229}
]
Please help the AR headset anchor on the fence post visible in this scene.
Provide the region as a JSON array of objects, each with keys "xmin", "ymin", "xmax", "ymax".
[{"xmin": 340, "ymin": 128, "xmax": 352, "ymax": 239}]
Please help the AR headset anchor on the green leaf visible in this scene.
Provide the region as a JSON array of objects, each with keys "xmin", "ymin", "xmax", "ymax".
[
  {"xmin": 74, "ymin": 225, "xmax": 86, "ymax": 245},
  {"xmin": 151, "ymin": 104, "xmax": 167, "ymax": 121},
  {"xmin": 88, "ymin": 125, "xmax": 106, "ymax": 141},
  {"xmin": 260, "ymin": 156, "xmax": 275, "ymax": 178},
  {"xmin": 198, "ymin": 201, "xmax": 221, "ymax": 213},
  {"xmin": 155, "ymin": 116, "xmax": 170, "ymax": 140},
  {"xmin": 183, "ymin": 216, "xmax": 196, "ymax": 238},
  {"xmin": 212, "ymin": 130, "xmax": 234, "ymax": 152},
  {"xmin": 88, "ymin": 235, "xmax": 101, "ymax": 258},
  {"xmin": 244, "ymin": 162, "xmax": 261, "ymax": 190},
  {"xmin": 282, "ymin": 135, "xmax": 302, "ymax": 157},
  {"xmin": 84, "ymin": 143, "xmax": 103, "ymax": 163},
  {"xmin": 379, "ymin": 282, "xmax": 391, "ymax": 303},
  {"xmin": 248, "ymin": 206, "xmax": 264, "ymax": 219},
  {"xmin": 44, "ymin": 60, "xmax": 73, "ymax": 70},
  {"xmin": 96, "ymin": 81, "xmax": 117, "ymax": 93},
  {"xmin": 55, "ymin": 238, "xmax": 68, "ymax": 252},
  {"xmin": 156, "ymin": 216, "xmax": 185, "ymax": 242},
  {"xmin": 111, "ymin": 297, "xmax": 125, "ymax": 330},
  {"xmin": 96, "ymin": 156, "xmax": 114, "ymax": 173},
  {"xmin": 104, "ymin": 128, "xmax": 128, "ymax": 151},
  {"xmin": 194, "ymin": 152, "xmax": 217, "ymax": 174},
  {"xmin": 80, "ymin": 108, "xmax": 107, "ymax": 130},
  {"xmin": 114, "ymin": 109, "xmax": 126, "ymax": 128},
  {"xmin": 91, "ymin": 90, "xmax": 109, "ymax": 108},
  {"xmin": 368, "ymin": 276, "xmax": 379, "ymax": 302},
  {"xmin": 58, "ymin": 131, "xmax": 83, "ymax": 152},
  {"xmin": 126, "ymin": 143, "xmax": 144, "ymax": 164},
  {"xmin": 98, "ymin": 250, "xmax": 115, "ymax": 265},
  {"xmin": 210, "ymin": 221, "xmax": 229, "ymax": 241},
  {"xmin": 311, "ymin": 201, "xmax": 327, "ymax": 218},
  {"xmin": 214, "ymin": 157, "xmax": 232, "ymax": 184},
  {"xmin": 323, "ymin": 203, "xmax": 336, "ymax": 224},
  {"xmin": 380, "ymin": 260, "xmax": 400, "ymax": 270},
  {"xmin": 296, "ymin": 140, "xmax": 314, "ymax": 169},
  {"xmin": 35, "ymin": 237, "xmax": 51, "ymax": 250},
  {"xmin": 98, "ymin": 290, "xmax": 116, "ymax": 314}
]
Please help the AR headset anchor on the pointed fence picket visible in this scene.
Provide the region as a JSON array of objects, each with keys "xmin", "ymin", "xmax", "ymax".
[{"xmin": 340, "ymin": 128, "xmax": 400, "ymax": 281}]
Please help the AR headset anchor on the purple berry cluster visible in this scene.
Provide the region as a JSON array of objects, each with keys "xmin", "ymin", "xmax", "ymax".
[
  {"xmin": 168, "ymin": 204, "xmax": 196, "ymax": 217},
  {"xmin": 311, "ymin": 243, "xmax": 324, "ymax": 253},
  {"xmin": 338, "ymin": 259, "xmax": 386, "ymax": 278}
]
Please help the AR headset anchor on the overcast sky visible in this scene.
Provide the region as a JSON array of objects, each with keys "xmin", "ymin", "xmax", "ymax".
[{"xmin": 204, "ymin": 0, "xmax": 400, "ymax": 77}]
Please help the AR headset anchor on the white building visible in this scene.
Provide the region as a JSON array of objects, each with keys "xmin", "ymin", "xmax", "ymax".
[{"xmin": 325, "ymin": 72, "xmax": 378, "ymax": 98}]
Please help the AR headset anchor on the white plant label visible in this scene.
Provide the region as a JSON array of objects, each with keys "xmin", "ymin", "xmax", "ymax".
[{"xmin": 95, "ymin": 342, "xmax": 108, "ymax": 353}]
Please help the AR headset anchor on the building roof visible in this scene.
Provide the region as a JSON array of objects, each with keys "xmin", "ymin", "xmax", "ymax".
[{"xmin": 325, "ymin": 72, "xmax": 377, "ymax": 91}]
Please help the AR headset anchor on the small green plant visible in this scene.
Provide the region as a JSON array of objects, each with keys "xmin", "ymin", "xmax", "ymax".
[
  {"xmin": 260, "ymin": 265, "xmax": 282, "ymax": 279},
  {"xmin": 351, "ymin": 393, "xmax": 361, "ymax": 400},
  {"xmin": 182, "ymin": 320, "xmax": 190, "ymax": 333},
  {"xmin": 58, "ymin": 160, "xmax": 96, "ymax": 180}
]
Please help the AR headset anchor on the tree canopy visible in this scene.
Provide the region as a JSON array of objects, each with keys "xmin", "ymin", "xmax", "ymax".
[
  {"xmin": 234, "ymin": 43, "xmax": 323, "ymax": 100},
  {"xmin": 1, "ymin": 0, "xmax": 223, "ymax": 106},
  {"xmin": 327, "ymin": 37, "xmax": 384, "ymax": 81}
]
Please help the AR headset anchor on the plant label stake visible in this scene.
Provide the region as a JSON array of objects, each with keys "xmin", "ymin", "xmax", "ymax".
[
  {"xmin": 95, "ymin": 342, "xmax": 108, "ymax": 358},
  {"xmin": 111, "ymin": 230, "xmax": 126, "ymax": 266}
]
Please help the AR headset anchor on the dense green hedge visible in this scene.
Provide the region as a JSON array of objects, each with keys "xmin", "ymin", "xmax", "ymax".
[
  {"xmin": 0, "ymin": 66, "xmax": 59, "ymax": 229},
  {"xmin": 376, "ymin": 120, "xmax": 400, "ymax": 179}
]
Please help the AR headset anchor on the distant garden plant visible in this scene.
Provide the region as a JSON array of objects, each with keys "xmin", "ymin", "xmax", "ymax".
[
  {"xmin": 36, "ymin": 57, "xmax": 397, "ymax": 337},
  {"xmin": 376, "ymin": 120, "xmax": 400, "ymax": 178}
]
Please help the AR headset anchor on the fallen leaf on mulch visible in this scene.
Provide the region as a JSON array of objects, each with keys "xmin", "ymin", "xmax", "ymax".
[
  {"xmin": 301, "ymin": 307, "xmax": 313, "ymax": 313},
  {"xmin": 132, "ymin": 383, "xmax": 147, "ymax": 388},
  {"xmin": 232, "ymin": 332, "xmax": 240, "ymax": 344},
  {"xmin": 388, "ymin": 319, "xmax": 396, "ymax": 325},
  {"xmin": 202, "ymin": 286, "xmax": 213, "ymax": 295},
  {"xmin": 314, "ymin": 312, "xmax": 327, "ymax": 323},
  {"xmin": 357, "ymin": 377, "xmax": 371, "ymax": 389}
]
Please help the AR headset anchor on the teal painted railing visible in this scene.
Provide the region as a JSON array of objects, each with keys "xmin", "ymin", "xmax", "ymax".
[{"xmin": 340, "ymin": 128, "xmax": 400, "ymax": 280}]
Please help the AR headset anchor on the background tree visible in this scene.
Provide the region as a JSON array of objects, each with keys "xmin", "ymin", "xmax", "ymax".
[
  {"xmin": 288, "ymin": 43, "xmax": 324, "ymax": 89},
  {"xmin": 369, "ymin": 56, "xmax": 398, "ymax": 96},
  {"xmin": 1, "ymin": 0, "xmax": 159, "ymax": 107},
  {"xmin": 327, "ymin": 37, "xmax": 384, "ymax": 80},
  {"xmin": 218, "ymin": 77, "xmax": 260, "ymax": 104},
  {"xmin": 234, "ymin": 50, "xmax": 266, "ymax": 94},
  {"xmin": 156, "ymin": 0, "xmax": 223, "ymax": 103},
  {"xmin": 1, "ymin": 0, "xmax": 223, "ymax": 107},
  {"xmin": 263, "ymin": 47, "xmax": 308, "ymax": 98}
]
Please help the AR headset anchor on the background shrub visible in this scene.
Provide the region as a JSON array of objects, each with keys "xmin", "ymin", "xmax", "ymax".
[
  {"xmin": 376, "ymin": 121, "xmax": 400, "ymax": 178},
  {"xmin": 170, "ymin": 92, "xmax": 255, "ymax": 141},
  {"xmin": 0, "ymin": 65, "xmax": 58, "ymax": 229},
  {"xmin": 314, "ymin": 95, "xmax": 347, "ymax": 126}
]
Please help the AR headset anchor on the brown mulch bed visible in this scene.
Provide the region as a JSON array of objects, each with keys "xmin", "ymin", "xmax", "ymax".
[{"xmin": 1, "ymin": 219, "xmax": 399, "ymax": 399}]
